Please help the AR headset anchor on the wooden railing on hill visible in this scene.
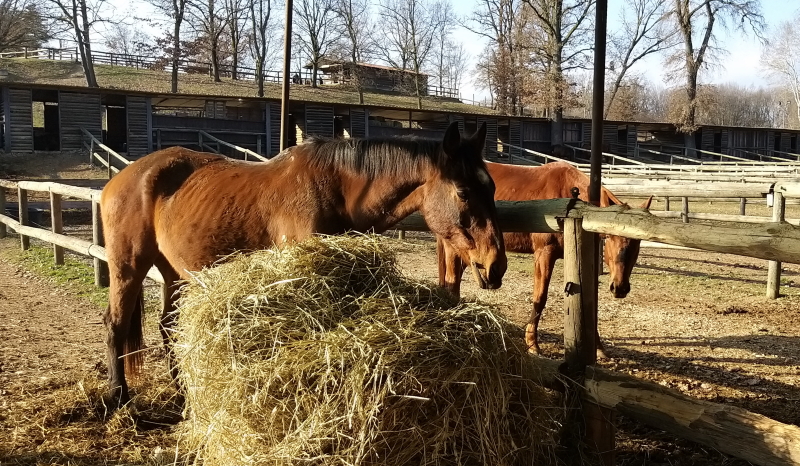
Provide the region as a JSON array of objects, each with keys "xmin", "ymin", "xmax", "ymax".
[
  {"xmin": 2, "ymin": 47, "xmax": 460, "ymax": 100},
  {"xmin": 81, "ymin": 128, "xmax": 131, "ymax": 177}
]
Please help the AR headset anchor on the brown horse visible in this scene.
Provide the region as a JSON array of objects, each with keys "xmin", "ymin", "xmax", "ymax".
[
  {"xmin": 100, "ymin": 122, "xmax": 507, "ymax": 404},
  {"xmin": 437, "ymin": 161, "xmax": 651, "ymax": 355}
]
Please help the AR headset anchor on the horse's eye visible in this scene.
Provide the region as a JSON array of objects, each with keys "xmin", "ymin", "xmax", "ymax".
[{"xmin": 456, "ymin": 188, "xmax": 469, "ymax": 201}]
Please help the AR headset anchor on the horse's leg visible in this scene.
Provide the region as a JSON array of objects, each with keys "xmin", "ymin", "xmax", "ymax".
[
  {"xmin": 154, "ymin": 257, "xmax": 182, "ymax": 387},
  {"xmin": 437, "ymin": 237, "xmax": 466, "ymax": 297},
  {"xmin": 104, "ymin": 258, "xmax": 150, "ymax": 406},
  {"xmin": 526, "ymin": 246, "xmax": 559, "ymax": 354}
]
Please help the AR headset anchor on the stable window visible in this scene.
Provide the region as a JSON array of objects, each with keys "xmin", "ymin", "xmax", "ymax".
[{"xmin": 32, "ymin": 89, "xmax": 59, "ymax": 151}]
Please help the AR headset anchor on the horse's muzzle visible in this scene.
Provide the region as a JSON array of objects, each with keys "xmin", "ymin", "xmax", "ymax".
[
  {"xmin": 609, "ymin": 281, "xmax": 630, "ymax": 298},
  {"xmin": 472, "ymin": 261, "xmax": 504, "ymax": 290}
]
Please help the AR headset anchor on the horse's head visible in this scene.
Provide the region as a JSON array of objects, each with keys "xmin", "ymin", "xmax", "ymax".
[
  {"xmin": 603, "ymin": 196, "xmax": 652, "ymax": 298},
  {"xmin": 423, "ymin": 121, "xmax": 506, "ymax": 290}
]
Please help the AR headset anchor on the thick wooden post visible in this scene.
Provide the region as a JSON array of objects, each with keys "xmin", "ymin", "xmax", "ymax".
[
  {"xmin": 50, "ymin": 192, "xmax": 64, "ymax": 265},
  {"xmin": 664, "ymin": 196, "xmax": 670, "ymax": 211},
  {"xmin": 767, "ymin": 192, "xmax": 785, "ymax": 299},
  {"xmin": 107, "ymin": 151, "xmax": 112, "ymax": 179},
  {"xmin": 739, "ymin": 197, "xmax": 747, "ymax": 216},
  {"xmin": 563, "ymin": 217, "xmax": 615, "ymax": 465},
  {"xmin": 0, "ymin": 186, "xmax": 6, "ymax": 238},
  {"xmin": 681, "ymin": 196, "xmax": 689, "ymax": 223},
  {"xmin": 92, "ymin": 201, "xmax": 109, "ymax": 287},
  {"xmin": 18, "ymin": 187, "xmax": 29, "ymax": 250}
]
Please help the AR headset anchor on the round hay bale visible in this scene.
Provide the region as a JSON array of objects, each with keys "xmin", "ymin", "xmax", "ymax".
[{"xmin": 174, "ymin": 234, "xmax": 565, "ymax": 466}]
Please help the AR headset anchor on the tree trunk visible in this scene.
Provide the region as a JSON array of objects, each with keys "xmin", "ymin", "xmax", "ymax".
[
  {"xmin": 76, "ymin": 0, "xmax": 97, "ymax": 87},
  {"xmin": 172, "ymin": 16, "xmax": 182, "ymax": 93},
  {"xmin": 211, "ymin": 37, "xmax": 220, "ymax": 82},
  {"xmin": 256, "ymin": 57, "xmax": 264, "ymax": 97}
]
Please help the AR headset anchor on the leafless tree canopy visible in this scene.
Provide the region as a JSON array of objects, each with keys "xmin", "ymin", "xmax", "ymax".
[
  {"xmin": 293, "ymin": 0, "xmax": 335, "ymax": 88},
  {"xmin": 0, "ymin": 0, "xmax": 51, "ymax": 52},
  {"xmin": 761, "ymin": 14, "xmax": 800, "ymax": 128},
  {"xmin": 41, "ymin": 0, "xmax": 113, "ymax": 87},
  {"xmin": 664, "ymin": 0, "xmax": 764, "ymax": 144}
]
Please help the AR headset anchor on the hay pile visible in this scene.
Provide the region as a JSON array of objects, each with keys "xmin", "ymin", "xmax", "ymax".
[{"xmin": 174, "ymin": 235, "xmax": 565, "ymax": 466}]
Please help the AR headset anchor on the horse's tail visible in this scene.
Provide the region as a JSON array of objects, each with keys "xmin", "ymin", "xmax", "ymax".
[
  {"xmin": 436, "ymin": 237, "xmax": 446, "ymax": 288},
  {"xmin": 124, "ymin": 290, "xmax": 145, "ymax": 378}
]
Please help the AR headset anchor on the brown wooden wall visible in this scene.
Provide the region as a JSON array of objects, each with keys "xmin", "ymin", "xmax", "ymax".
[
  {"xmin": 126, "ymin": 96, "xmax": 151, "ymax": 157},
  {"xmin": 59, "ymin": 92, "xmax": 101, "ymax": 151},
  {"xmin": 266, "ymin": 102, "xmax": 281, "ymax": 155},
  {"xmin": 8, "ymin": 88, "xmax": 33, "ymax": 152},
  {"xmin": 477, "ymin": 117, "xmax": 498, "ymax": 156},
  {"xmin": 350, "ymin": 108, "xmax": 368, "ymax": 138}
]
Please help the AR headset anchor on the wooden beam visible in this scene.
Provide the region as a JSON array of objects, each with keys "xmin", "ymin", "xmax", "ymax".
[
  {"xmin": 0, "ymin": 186, "xmax": 6, "ymax": 238},
  {"xmin": 91, "ymin": 201, "xmax": 109, "ymax": 287},
  {"xmin": 18, "ymin": 187, "xmax": 29, "ymax": 251},
  {"xmin": 767, "ymin": 192, "xmax": 786, "ymax": 299},
  {"xmin": 50, "ymin": 192, "xmax": 64, "ymax": 265},
  {"xmin": 585, "ymin": 366, "xmax": 800, "ymax": 466}
]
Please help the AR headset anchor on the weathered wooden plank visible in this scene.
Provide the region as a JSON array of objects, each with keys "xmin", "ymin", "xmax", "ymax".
[
  {"xmin": 8, "ymin": 88, "xmax": 33, "ymax": 152},
  {"xmin": 585, "ymin": 366, "xmax": 800, "ymax": 466},
  {"xmin": 126, "ymin": 96, "xmax": 150, "ymax": 158},
  {"xmin": 59, "ymin": 92, "xmax": 102, "ymax": 151},
  {"xmin": 50, "ymin": 192, "xmax": 64, "ymax": 265},
  {"xmin": 304, "ymin": 104, "xmax": 334, "ymax": 138}
]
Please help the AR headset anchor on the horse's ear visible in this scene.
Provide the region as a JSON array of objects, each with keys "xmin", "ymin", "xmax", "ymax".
[
  {"xmin": 640, "ymin": 196, "xmax": 653, "ymax": 209},
  {"xmin": 442, "ymin": 121, "xmax": 461, "ymax": 155},
  {"xmin": 471, "ymin": 122, "xmax": 487, "ymax": 151}
]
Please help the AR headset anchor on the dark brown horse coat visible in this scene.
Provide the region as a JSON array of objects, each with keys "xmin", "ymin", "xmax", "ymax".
[
  {"xmin": 100, "ymin": 123, "xmax": 507, "ymax": 404},
  {"xmin": 438, "ymin": 161, "xmax": 651, "ymax": 354}
]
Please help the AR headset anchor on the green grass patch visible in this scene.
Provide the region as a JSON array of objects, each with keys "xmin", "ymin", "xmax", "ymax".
[{"xmin": 1, "ymin": 242, "xmax": 108, "ymax": 308}]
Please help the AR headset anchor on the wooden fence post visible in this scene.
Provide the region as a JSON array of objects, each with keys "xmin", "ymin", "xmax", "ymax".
[
  {"xmin": 739, "ymin": 197, "xmax": 747, "ymax": 216},
  {"xmin": 50, "ymin": 192, "xmax": 64, "ymax": 265},
  {"xmin": 664, "ymin": 196, "xmax": 670, "ymax": 211},
  {"xmin": 0, "ymin": 186, "xmax": 6, "ymax": 238},
  {"xmin": 681, "ymin": 196, "xmax": 689, "ymax": 223},
  {"xmin": 107, "ymin": 150, "xmax": 112, "ymax": 179},
  {"xmin": 18, "ymin": 187, "xmax": 29, "ymax": 250},
  {"xmin": 767, "ymin": 192, "xmax": 786, "ymax": 299},
  {"xmin": 92, "ymin": 201, "xmax": 109, "ymax": 287},
  {"xmin": 562, "ymin": 217, "xmax": 615, "ymax": 465}
]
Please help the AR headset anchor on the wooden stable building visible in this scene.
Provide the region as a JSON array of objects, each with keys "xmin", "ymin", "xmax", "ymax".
[{"xmin": 2, "ymin": 83, "xmax": 800, "ymax": 163}]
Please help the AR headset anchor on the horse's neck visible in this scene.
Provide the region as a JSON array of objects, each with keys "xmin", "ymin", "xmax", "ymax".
[{"xmin": 339, "ymin": 171, "xmax": 426, "ymax": 233}]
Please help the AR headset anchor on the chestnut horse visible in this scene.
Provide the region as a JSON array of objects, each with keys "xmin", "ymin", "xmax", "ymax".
[
  {"xmin": 100, "ymin": 122, "xmax": 507, "ymax": 404},
  {"xmin": 437, "ymin": 161, "xmax": 651, "ymax": 355}
]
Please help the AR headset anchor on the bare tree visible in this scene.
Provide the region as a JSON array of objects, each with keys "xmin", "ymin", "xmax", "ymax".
[
  {"xmin": 332, "ymin": 0, "xmax": 373, "ymax": 104},
  {"xmin": 103, "ymin": 22, "xmax": 151, "ymax": 56},
  {"xmin": 188, "ymin": 0, "xmax": 227, "ymax": 81},
  {"xmin": 224, "ymin": 0, "xmax": 248, "ymax": 79},
  {"xmin": 43, "ymin": 0, "xmax": 112, "ymax": 87},
  {"xmin": 0, "ymin": 0, "xmax": 51, "ymax": 52},
  {"xmin": 444, "ymin": 40, "xmax": 468, "ymax": 91},
  {"xmin": 248, "ymin": 0, "xmax": 278, "ymax": 96},
  {"xmin": 521, "ymin": 0, "xmax": 595, "ymax": 146},
  {"xmin": 761, "ymin": 16, "xmax": 800, "ymax": 129},
  {"xmin": 149, "ymin": 0, "xmax": 188, "ymax": 92},
  {"xmin": 605, "ymin": 0, "xmax": 673, "ymax": 118},
  {"xmin": 429, "ymin": 0, "xmax": 457, "ymax": 94},
  {"xmin": 293, "ymin": 0, "xmax": 334, "ymax": 88},
  {"xmin": 665, "ymin": 0, "xmax": 764, "ymax": 154},
  {"xmin": 464, "ymin": 0, "xmax": 526, "ymax": 115},
  {"xmin": 377, "ymin": 0, "xmax": 444, "ymax": 108}
]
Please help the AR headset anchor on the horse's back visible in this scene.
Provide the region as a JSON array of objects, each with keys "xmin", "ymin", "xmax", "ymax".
[
  {"xmin": 102, "ymin": 147, "xmax": 226, "ymax": 211},
  {"xmin": 487, "ymin": 162, "xmax": 588, "ymax": 254}
]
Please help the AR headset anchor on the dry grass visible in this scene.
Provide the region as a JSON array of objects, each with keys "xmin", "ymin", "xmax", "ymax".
[
  {"xmin": 174, "ymin": 234, "xmax": 566, "ymax": 466},
  {"xmin": 0, "ymin": 373, "xmax": 184, "ymax": 466},
  {"xmin": 0, "ymin": 58, "xmax": 496, "ymax": 114}
]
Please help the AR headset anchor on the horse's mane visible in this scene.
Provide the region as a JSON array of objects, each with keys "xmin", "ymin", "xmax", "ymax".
[{"xmin": 295, "ymin": 136, "xmax": 455, "ymax": 181}]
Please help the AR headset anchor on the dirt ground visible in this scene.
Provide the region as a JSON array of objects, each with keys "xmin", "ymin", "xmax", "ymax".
[{"xmin": 1, "ymin": 152, "xmax": 799, "ymax": 465}]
